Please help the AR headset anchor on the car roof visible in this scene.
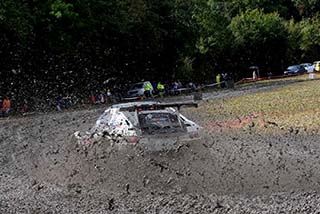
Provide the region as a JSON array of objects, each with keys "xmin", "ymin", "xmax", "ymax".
[
  {"xmin": 287, "ymin": 65, "xmax": 300, "ymax": 68},
  {"xmin": 131, "ymin": 81, "xmax": 150, "ymax": 84}
]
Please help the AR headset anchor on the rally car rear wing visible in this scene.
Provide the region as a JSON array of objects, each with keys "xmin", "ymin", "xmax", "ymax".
[{"xmin": 120, "ymin": 101, "xmax": 198, "ymax": 112}]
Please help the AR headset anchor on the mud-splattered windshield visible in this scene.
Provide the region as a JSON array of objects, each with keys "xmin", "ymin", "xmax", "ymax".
[{"xmin": 138, "ymin": 112, "xmax": 183, "ymax": 134}]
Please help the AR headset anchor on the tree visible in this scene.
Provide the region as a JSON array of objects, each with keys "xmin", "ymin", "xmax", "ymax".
[
  {"xmin": 293, "ymin": 0, "xmax": 320, "ymax": 17},
  {"xmin": 0, "ymin": 0, "xmax": 32, "ymax": 39},
  {"xmin": 285, "ymin": 19, "xmax": 303, "ymax": 63},
  {"xmin": 228, "ymin": 9, "xmax": 288, "ymax": 76},
  {"xmin": 191, "ymin": 0, "xmax": 234, "ymax": 79},
  {"xmin": 298, "ymin": 17, "xmax": 320, "ymax": 60}
]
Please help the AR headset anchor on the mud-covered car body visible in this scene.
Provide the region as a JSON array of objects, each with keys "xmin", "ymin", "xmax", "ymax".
[{"xmin": 80, "ymin": 101, "xmax": 201, "ymax": 151}]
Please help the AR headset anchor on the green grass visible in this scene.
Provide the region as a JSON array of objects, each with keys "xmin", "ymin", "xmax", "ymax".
[{"xmin": 189, "ymin": 78, "xmax": 320, "ymax": 131}]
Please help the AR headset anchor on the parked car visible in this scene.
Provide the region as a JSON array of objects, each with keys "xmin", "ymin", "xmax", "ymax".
[
  {"xmin": 314, "ymin": 61, "xmax": 320, "ymax": 72},
  {"xmin": 75, "ymin": 101, "xmax": 201, "ymax": 151},
  {"xmin": 127, "ymin": 81, "xmax": 154, "ymax": 98},
  {"xmin": 284, "ymin": 65, "xmax": 306, "ymax": 75},
  {"xmin": 300, "ymin": 63, "xmax": 315, "ymax": 73}
]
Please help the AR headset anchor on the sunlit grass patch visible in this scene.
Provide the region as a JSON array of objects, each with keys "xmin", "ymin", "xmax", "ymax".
[{"xmin": 190, "ymin": 79, "xmax": 320, "ymax": 131}]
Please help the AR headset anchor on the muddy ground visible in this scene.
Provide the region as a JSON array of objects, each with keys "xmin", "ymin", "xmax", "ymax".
[{"xmin": 1, "ymin": 83, "xmax": 320, "ymax": 213}]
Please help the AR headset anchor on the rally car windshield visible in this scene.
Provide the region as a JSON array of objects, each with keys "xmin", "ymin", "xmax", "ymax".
[{"xmin": 138, "ymin": 112, "xmax": 183, "ymax": 134}]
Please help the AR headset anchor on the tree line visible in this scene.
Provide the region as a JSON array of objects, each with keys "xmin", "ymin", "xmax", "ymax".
[{"xmin": 1, "ymin": 0, "xmax": 320, "ymax": 100}]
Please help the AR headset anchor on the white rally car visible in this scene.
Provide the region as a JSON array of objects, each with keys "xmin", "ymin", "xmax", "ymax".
[{"xmin": 75, "ymin": 101, "xmax": 201, "ymax": 151}]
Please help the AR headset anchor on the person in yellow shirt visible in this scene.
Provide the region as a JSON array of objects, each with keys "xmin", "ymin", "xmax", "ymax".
[
  {"xmin": 157, "ymin": 81, "xmax": 165, "ymax": 98},
  {"xmin": 144, "ymin": 82, "xmax": 152, "ymax": 98},
  {"xmin": 216, "ymin": 74, "xmax": 221, "ymax": 88}
]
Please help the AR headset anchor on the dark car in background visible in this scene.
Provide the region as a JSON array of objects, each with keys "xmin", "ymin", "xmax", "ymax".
[{"xmin": 284, "ymin": 65, "xmax": 306, "ymax": 75}]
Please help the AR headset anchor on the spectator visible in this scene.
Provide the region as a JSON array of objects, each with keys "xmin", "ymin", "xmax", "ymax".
[
  {"xmin": 216, "ymin": 74, "xmax": 221, "ymax": 88},
  {"xmin": 90, "ymin": 93, "xmax": 96, "ymax": 105},
  {"xmin": 188, "ymin": 82, "xmax": 196, "ymax": 92},
  {"xmin": 0, "ymin": 97, "xmax": 3, "ymax": 117},
  {"xmin": 2, "ymin": 96, "xmax": 11, "ymax": 116},
  {"xmin": 172, "ymin": 81, "xmax": 179, "ymax": 95},
  {"xmin": 106, "ymin": 88, "xmax": 112, "ymax": 103},
  {"xmin": 164, "ymin": 81, "xmax": 170, "ymax": 96},
  {"xmin": 151, "ymin": 81, "xmax": 157, "ymax": 93},
  {"xmin": 226, "ymin": 72, "xmax": 234, "ymax": 89},
  {"xmin": 21, "ymin": 99, "xmax": 28, "ymax": 114},
  {"xmin": 144, "ymin": 82, "xmax": 153, "ymax": 98},
  {"xmin": 157, "ymin": 81, "xmax": 165, "ymax": 98},
  {"xmin": 222, "ymin": 72, "xmax": 228, "ymax": 88},
  {"xmin": 64, "ymin": 96, "xmax": 72, "ymax": 109},
  {"xmin": 56, "ymin": 95, "xmax": 64, "ymax": 111},
  {"xmin": 253, "ymin": 70, "xmax": 257, "ymax": 80},
  {"xmin": 98, "ymin": 92, "xmax": 105, "ymax": 104}
]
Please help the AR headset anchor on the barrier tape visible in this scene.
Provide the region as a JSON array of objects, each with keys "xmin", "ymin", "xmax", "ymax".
[{"xmin": 235, "ymin": 72, "xmax": 316, "ymax": 85}]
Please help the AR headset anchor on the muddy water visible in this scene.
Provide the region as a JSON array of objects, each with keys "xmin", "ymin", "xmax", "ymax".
[{"xmin": 1, "ymin": 102, "xmax": 320, "ymax": 213}]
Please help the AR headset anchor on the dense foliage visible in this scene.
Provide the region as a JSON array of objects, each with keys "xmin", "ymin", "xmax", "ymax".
[{"xmin": 0, "ymin": 0, "xmax": 320, "ymax": 100}]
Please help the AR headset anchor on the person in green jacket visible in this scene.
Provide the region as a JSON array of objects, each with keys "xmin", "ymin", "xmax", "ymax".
[
  {"xmin": 157, "ymin": 81, "xmax": 165, "ymax": 98},
  {"xmin": 216, "ymin": 74, "xmax": 221, "ymax": 88},
  {"xmin": 144, "ymin": 82, "xmax": 152, "ymax": 98}
]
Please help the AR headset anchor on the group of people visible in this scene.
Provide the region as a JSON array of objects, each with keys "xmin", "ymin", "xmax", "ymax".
[
  {"xmin": 144, "ymin": 80, "xmax": 198, "ymax": 98},
  {"xmin": 0, "ymin": 96, "xmax": 11, "ymax": 117},
  {"xmin": 215, "ymin": 72, "xmax": 234, "ymax": 88},
  {"xmin": 56, "ymin": 95, "xmax": 73, "ymax": 111},
  {"xmin": 89, "ymin": 88, "xmax": 114, "ymax": 105}
]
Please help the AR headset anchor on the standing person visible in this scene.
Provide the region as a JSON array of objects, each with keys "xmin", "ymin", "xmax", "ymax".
[
  {"xmin": 90, "ymin": 93, "xmax": 96, "ymax": 105},
  {"xmin": 253, "ymin": 70, "xmax": 257, "ymax": 80},
  {"xmin": 144, "ymin": 82, "xmax": 152, "ymax": 98},
  {"xmin": 216, "ymin": 74, "xmax": 221, "ymax": 88},
  {"xmin": 188, "ymin": 82, "xmax": 196, "ymax": 92},
  {"xmin": 172, "ymin": 81, "xmax": 179, "ymax": 95},
  {"xmin": 151, "ymin": 81, "xmax": 157, "ymax": 93},
  {"xmin": 21, "ymin": 99, "xmax": 28, "ymax": 114},
  {"xmin": 2, "ymin": 96, "xmax": 11, "ymax": 116},
  {"xmin": 157, "ymin": 81, "xmax": 165, "ymax": 98},
  {"xmin": 56, "ymin": 95, "xmax": 64, "ymax": 111},
  {"xmin": 0, "ymin": 97, "xmax": 3, "ymax": 117},
  {"xmin": 98, "ymin": 92, "xmax": 105, "ymax": 104},
  {"xmin": 222, "ymin": 72, "xmax": 228, "ymax": 88},
  {"xmin": 227, "ymin": 72, "xmax": 234, "ymax": 88},
  {"xmin": 106, "ymin": 88, "xmax": 112, "ymax": 103}
]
